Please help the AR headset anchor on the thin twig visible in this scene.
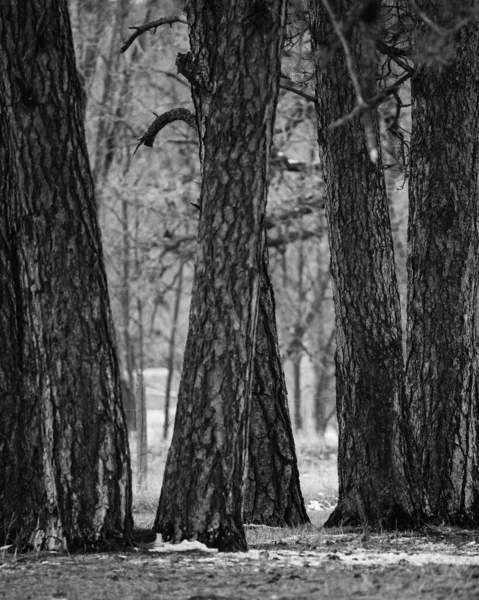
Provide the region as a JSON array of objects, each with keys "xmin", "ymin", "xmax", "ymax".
[{"xmin": 120, "ymin": 15, "xmax": 187, "ymax": 54}]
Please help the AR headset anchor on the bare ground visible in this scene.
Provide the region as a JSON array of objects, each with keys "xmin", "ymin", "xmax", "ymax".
[
  {"xmin": 2, "ymin": 526, "xmax": 479, "ymax": 599},
  {"xmin": 3, "ymin": 454, "xmax": 478, "ymax": 598}
]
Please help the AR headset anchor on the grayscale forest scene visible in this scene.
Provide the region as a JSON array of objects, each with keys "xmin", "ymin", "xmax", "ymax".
[{"xmin": 1, "ymin": 0, "xmax": 479, "ymax": 598}]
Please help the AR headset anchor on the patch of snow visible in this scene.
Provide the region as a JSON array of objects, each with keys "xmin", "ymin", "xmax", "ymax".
[
  {"xmin": 150, "ymin": 539, "xmax": 218, "ymax": 553},
  {"xmin": 173, "ymin": 547, "xmax": 479, "ymax": 568},
  {"xmin": 337, "ymin": 551, "xmax": 479, "ymax": 567},
  {"xmin": 307, "ymin": 500, "xmax": 337, "ymax": 512}
]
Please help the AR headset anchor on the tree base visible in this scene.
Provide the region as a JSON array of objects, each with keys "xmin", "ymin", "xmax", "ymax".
[
  {"xmin": 324, "ymin": 504, "xmax": 421, "ymax": 531},
  {"xmin": 156, "ymin": 519, "xmax": 248, "ymax": 553}
]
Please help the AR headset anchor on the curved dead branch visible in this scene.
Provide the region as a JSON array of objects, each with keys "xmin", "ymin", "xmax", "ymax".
[{"xmin": 133, "ymin": 108, "xmax": 197, "ymax": 154}]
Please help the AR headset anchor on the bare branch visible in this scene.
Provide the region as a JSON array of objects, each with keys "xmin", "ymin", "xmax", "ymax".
[
  {"xmin": 409, "ymin": 0, "xmax": 468, "ymax": 37},
  {"xmin": 133, "ymin": 108, "xmax": 197, "ymax": 154},
  {"xmin": 320, "ymin": 0, "xmax": 382, "ymax": 162},
  {"xmin": 320, "ymin": 0, "xmax": 366, "ymax": 107},
  {"xmin": 329, "ymin": 68, "xmax": 413, "ymax": 131},
  {"xmin": 329, "ymin": 103, "xmax": 365, "ymax": 130},
  {"xmin": 376, "ymin": 41, "xmax": 415, "ymax": 71},
  {"xmin": 120, "ymin": 14, "xmax": 187, "ymax": 54},
  {"xmin": 279, "ymin": 82, "xmax": 316, "ymax": 103}
]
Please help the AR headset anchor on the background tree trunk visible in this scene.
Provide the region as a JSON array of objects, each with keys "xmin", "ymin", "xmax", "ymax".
[
  {"xmin": 0, "ymin": 0, "xmax": 133, "ymax": 551},
  {"xmin": 310, "ymin": 0, "xmax": 419, "ymax": 528},
  {"xmin": 406, "ymin": 8, "xmax": 479, "ymax": 524},
  {"xmin": 154, "ymin": 0, "xmax": 287, "ymax": 551},
  {"xmin": 243, "ymin": 250, "xmax": 310, "ymax": 526},
  {"xmin": 163, "ymin": 260, "xmax": 185, "ymax": 440}
]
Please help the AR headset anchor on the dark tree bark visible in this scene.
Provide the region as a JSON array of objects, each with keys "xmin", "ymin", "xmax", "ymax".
[
  {"xmin": 310, "ymin": 0, "xmax": 419, "ymax": 528},
  {"xmin": 242, "ymin": 250, "xmax": 309, "ymax": 526},
  {"xmin": 0, "ymin": 0, "xmax": 133, "ymax": 551},
  {"xmin": 154, "ymin": 0, "xmax": 287, "ymax": 551},
  {"xmin": 406, "ymin": 6, "xmax": 479, "ymax": 524}
]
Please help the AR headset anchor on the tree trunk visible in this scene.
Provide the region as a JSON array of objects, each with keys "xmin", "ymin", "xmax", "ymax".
[
  {"xmin": 293, "ymin": 244, "xmax": 306, "ymax": 431},
  {"xmin": 292, "ymin": 357, "xmax": 303, "ymax": 431},
  {"xmin": 91, "ymin": 0, "xmax": 130, "ymax": 188},
  {"xmin": 135, "ymin": 303, "xmax": 148, "ymax": 488},
  {"xmin": 406, "ymin": 8, "xmax": 479, "ymax": 524},
  {"xmin": 163, "ymin": 261, "xmax": 185, "ymax": 440},
  {"xmin": 154, "ymin": 0, "xmax": 286, "ymax": 551},
  {"xmin": 0, "ymin": 0, "xmax": 132, "ymax": 551},
  {"xmin": 314, "ymin": 329, "xmax": 335, "ymax": 435},
  {"xmin": 121, "ymin": 192, "xmax": 136, "ymax": 429},
  {"xmin": 242, "ymin": 250, "xmax": 310, "ymax": 526},
  {"xmin": 310, "ymin": 0, "xmax": 419, "ymax": 528}
]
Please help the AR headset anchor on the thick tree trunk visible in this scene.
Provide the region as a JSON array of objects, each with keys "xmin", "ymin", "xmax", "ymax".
[
  {"xmin": 406, "ymin": 8, "xmax": 479, "ymax": 524},
  {"xmin": 154, "ymin": 0, "xmax": 286, "ymax": 551},
  {"xmin": 243, "ymin": 251, "xmax": 310, "ymax": 526},
  {"xmin": 0, "ymin": 0, "xmax": 133, "ymax": 551},
  {"xmin": 310, "ymin": 0, "xmax": 419, "ymax": 528}
]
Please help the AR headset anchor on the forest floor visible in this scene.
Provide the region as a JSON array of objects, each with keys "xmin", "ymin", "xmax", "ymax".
[{"xmin": 2, "ymin": 448, "xmax": 479, "ymax": 599}]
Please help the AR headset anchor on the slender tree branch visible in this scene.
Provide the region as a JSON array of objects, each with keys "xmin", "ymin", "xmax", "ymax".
[
  {"xmin": 120, "ymin": 15, "xmax": 187, "ymax": 54},
  {"xmin": 320, "ymin": 0, "xmax": 380, "ymax": 161},
  {"xmin": 409, "ymin": 0, "xmax": 468, "ymax": 36},
  {"xmin": 320, "ymin": 0, "xmax": 366, "ymax": 107},
  {"xmin": 133, "ymin": 108, "xmax": 197, "ymax": 154},
  {"xmin": 329, "ymin": 103, "xmax": 364, "ymax": 130},
  {"xmin": 330, "ymin": 67, "xmax": 413, "ymax": 131},
  {"xmin": 376, "ymin": 40, "xmax": 415, "ymax": 70},
  {"xmin": 279, "ymin": 82, "xmax": 316, "ymax": 103}
]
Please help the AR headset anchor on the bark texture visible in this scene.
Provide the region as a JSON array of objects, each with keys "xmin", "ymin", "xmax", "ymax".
[
  {"xmin": 0, "ymin": 0, "xmax": 132, "ymax": 551},
  {"xmin": 406, "ymin": 6, "xmax": 479, "ymax": 524},
  {"xmin": 154, "ymin": 0, "xmax": 286, "ymax": 551},
  {"xmin": 310, "ymin": 0, "xmax": 419, "ymax": 528},
  {"xmin": 243, "ymin": 251, "xmax": 309, "ymax": 526}
]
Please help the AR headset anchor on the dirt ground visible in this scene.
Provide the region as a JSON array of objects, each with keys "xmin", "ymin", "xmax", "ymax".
[
  {"xmin": 3, "ymin": 454, "xmax": 478, "ymax": 598},
  {"xmin": 2, "ymin": 526, "xmax": 479, "ymax": 600}
]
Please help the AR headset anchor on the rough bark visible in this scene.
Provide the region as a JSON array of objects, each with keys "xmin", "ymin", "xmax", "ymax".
[
  {"xmin": 145, "ymin": 1, "xmax": 308, "ymax": 530},
  {"xmin": 242, "ymin": 251, "xmax": 310, "ymax": 526},
  {"xmin": 154, "ymin": 0, "xmax": 287, "ymax": 551},
  {"xmin": 310, "ymin": 0, "xmax": 419, "ymax": 528},
  {"xmin": 0, "ymin": 0, "xmax": 133, "ymax": 551},
  {"xmin": 406, "ymin": 6, "xmax": 479, "ymax": 524}
]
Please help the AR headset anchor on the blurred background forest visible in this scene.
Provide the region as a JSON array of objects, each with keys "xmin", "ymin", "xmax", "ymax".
[{"xmin": 68, "ymin": 0, "xmax": 409, "ymax": 467}]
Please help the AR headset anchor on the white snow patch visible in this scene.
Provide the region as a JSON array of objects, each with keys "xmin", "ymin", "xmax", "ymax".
[
  {"xmin": 149, "ymin": 547, "xmax": 479, "ymax": 568},
  {"xmin": 307, "ymin": 500, "xmax": 337, "ymax": 512},
  {"xmin": 150, "ymin": 539, "xmax": 218, "ymax": 553},
  {"xmin": 244, "ymin": 549, "xmax": 479, "ymax": 567}
]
